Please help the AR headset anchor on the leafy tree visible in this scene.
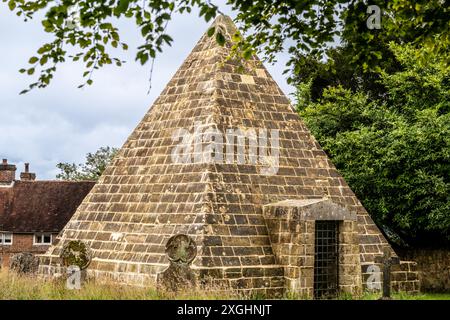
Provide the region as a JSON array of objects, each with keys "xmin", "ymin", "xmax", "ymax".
[
  {"xmin": 298, "ymin": 44, "xmax": 450, "ymax": 246},
  {"xmin": 56, "ymin": 146, "xmax": 118, "ymax": 181},
  {"xmin": 2, "ymin": 0, "xmax": 449, "ymax": 93}
]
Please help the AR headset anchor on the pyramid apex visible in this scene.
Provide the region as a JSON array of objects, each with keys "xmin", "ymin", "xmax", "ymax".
[
  {"xmin": 213, "ymin": 14, "xmax": 233, "ymax": 23},
  {"xmin": 211, "ymin": 14, "xmax": 237, "ymax": 36}
]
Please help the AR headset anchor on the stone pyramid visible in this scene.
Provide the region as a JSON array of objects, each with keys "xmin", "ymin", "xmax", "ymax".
[{"xmin": 39, "ymin": 15, "xmax": 393, "ymax": 297}]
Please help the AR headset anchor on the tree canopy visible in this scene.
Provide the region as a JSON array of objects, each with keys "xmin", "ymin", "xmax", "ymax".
[
  {"xmin": 298, "ymin": 44, "xmax": 450, "ymax": 246},
  {"xmin": 56, "ymin": 146, "xmax": 118, "ymax": 181},
  {"xmin": 3, "ymin": 0, "xmax": 449, "ymax": 93}
]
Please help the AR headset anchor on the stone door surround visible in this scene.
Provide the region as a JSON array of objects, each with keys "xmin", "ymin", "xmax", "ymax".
[{"xmin": 263, "ymin": 198, "xmax": 362, "ymax": 298}]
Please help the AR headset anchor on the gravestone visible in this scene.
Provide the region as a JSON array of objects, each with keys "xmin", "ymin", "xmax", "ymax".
[
  {"xmin": 60, "ymin": 240, "xmax": 92, "ymax": 284},
  {"xmin": 60, "ymin": 240, "xmax": 92, "ymax": 270},
  {"xmin": 376, "ymin": 247, "xmax": 400, "ymax": 299},
  {"xmin": 157, "ymin": 234, "xmax": 197, "ymax": 291},
  {"xmin": 9, "ymin": 252, "xmax": 39, "ymax": 274}
]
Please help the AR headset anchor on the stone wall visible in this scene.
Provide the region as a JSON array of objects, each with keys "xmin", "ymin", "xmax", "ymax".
[
  {"xmin": 361, "ymin": 259, "xmax": 420, "ymax": 294},
  {"xmin": 264, "ymin": 216, "xmax": 315, "ymax": 297},
  {"xmin": 397, "ymin": 248, "xmax": 450, "ymax": 292},
  {"xmin": 391, "ymin": 261, "xmax": 420, "ymax": 293},
  {"xmin": 338, "ymin": 220, "xmax": 363, "ymax": 295}
]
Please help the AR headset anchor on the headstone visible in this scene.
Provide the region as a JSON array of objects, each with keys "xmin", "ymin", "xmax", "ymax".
[
  {"xmin": 60, "ymin": 240, "xmax": 92, "ymax": 270},
  {"xmin": 60, "ymin": 240, "xmax": 92, "ymax": 285},
  {"xmin": 158, "ymin": 234, "xmax": 197, "ymax": 291},
  {"xmin": 9, "ymin": 252, "xmax": 39, "ymax": 274},
  {"xmin": 376, "ymin": 247, "xmax": 400, "ymax": 299}
]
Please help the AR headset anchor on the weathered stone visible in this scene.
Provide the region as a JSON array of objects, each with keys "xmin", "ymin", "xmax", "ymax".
[
  {"xmin": 9, "ymin": 252, "xmax": 39, "ymax": 274},
  {"xmin": 157, "ymin": 234, "xmax": 197, "ymax": 291},
  {"xmin": 60, "ymin": 240, "xmax": 92, "ymax": 270},
  {"xmin": 398, "ymin": 248, "xmax": 449, "ymax": 292}
]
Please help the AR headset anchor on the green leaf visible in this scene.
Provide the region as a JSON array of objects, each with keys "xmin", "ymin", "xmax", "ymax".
[
  {"xmin": 216, "ymin": 32, "xmax": 226, "ymax": 46},
  {"xmin": 40, "ymin": 56, "xmax": 48, "ymax": 65},
  {"xmin": 99, "ymin": 23, "xmax": 113, "ymax": 30},
  {"xmin": 243, "ymin": 48, "xmax": 253, "ymax": 60},
  {"xmin": 8, "ymin": 1, "xmax": 16, "ymax": 11},
  {"xmin": 139, "ymin": 53, "xmax": 149, "ymax": 65},
  {"xmin": 29, "ymin": 56, "xmax": 39, "ymax": 64},
  {"xmin": 207, "ymin": 27, "xmax": 215, "ymax": 37},
  {"xmin": 204, "ymin": 9, "xmax": 216, "ymax": 22},
  {"xmin": 141, "ymin": 24, "xmax": 152, "ymax": 37},
  {"xmin": 37, "ymin": 45, "xmax": 51, "ymax": 55},
  {"xmin": 160, "ymin": 34, "xmax": 173, "ymax": 45},
  {"xmin": 111, "ymin": 32, "xmax": 120, "ymax": 41},
  {"xmin": 115, "ymin": 0, "xmax": 130, "ymax": 15}
]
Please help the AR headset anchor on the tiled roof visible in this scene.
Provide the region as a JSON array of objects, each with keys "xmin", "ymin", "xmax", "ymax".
[{"xmin": 0, "ymin": 180, "xmax": 94, "ymax": 233}]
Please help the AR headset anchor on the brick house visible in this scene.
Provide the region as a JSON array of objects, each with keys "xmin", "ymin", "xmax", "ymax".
[{"xmin": 0, "ymin": 159, "xmax": 94, "ymax": 268}]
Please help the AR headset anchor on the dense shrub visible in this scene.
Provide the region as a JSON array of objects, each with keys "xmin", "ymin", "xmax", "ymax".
[{"xmin": 298, "ymin": 44, "xmax": 449, "ymax": 246}]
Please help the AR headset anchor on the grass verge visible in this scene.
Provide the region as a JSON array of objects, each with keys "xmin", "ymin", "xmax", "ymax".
[{"xmin": 1, "ymin": 270, "xmax": 448, "ymax": 300}]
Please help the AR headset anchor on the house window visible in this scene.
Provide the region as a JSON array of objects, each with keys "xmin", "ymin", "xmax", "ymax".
[
  {"xmin": 34, "ymin": 233, "xmax": 52, "ymax": 245},
  {"xmin": 0, "ymin": 233, "xmax": 13, "ymax": 245}
]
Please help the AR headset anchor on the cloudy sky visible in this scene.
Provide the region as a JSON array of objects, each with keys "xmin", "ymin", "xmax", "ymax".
[{"xmin": 0, "ymin": 2, "xmax": 294, "ymax": 180}]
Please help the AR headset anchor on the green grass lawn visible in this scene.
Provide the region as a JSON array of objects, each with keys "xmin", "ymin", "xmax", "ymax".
[
  {"xmin": 365, "ymin": 292, "xmax": 450, "ymax": 300},
  {"xmin": 0, "ymin": 270, "xmax": 448, "ymax": 300}
]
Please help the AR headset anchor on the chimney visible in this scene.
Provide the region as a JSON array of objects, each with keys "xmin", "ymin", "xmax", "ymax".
[
  {"xmin": 0, "ymin": 159, "xmax": 16, "ymax": 185},
  {"xmin": 20, "ymin": 163, "xmax": 36, "ymax": 181}
]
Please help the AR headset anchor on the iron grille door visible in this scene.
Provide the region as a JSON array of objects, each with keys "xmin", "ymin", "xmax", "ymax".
[{"xmin": 314, "ymin": 220, "xmax": 339, "ymax": 299}]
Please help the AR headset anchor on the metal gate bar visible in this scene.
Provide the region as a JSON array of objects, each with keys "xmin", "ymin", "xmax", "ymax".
[{"xmin": 314, "ymin": 220, "xmax": 339, "ymax": 299}]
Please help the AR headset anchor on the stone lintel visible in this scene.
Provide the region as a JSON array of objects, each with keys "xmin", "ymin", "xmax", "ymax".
[{"xmin": 263, "ymin": 198, "xmax": 357, "ymax": 221}]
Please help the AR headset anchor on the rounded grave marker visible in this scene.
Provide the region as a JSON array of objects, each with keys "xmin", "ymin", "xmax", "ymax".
[
  {"xmin": 60, "ymin": 240, "xmax": 92, "ymax": 270},
  {"xmin": 165, "ymin": 234, "xmax": 197, "ymax": 264}
]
